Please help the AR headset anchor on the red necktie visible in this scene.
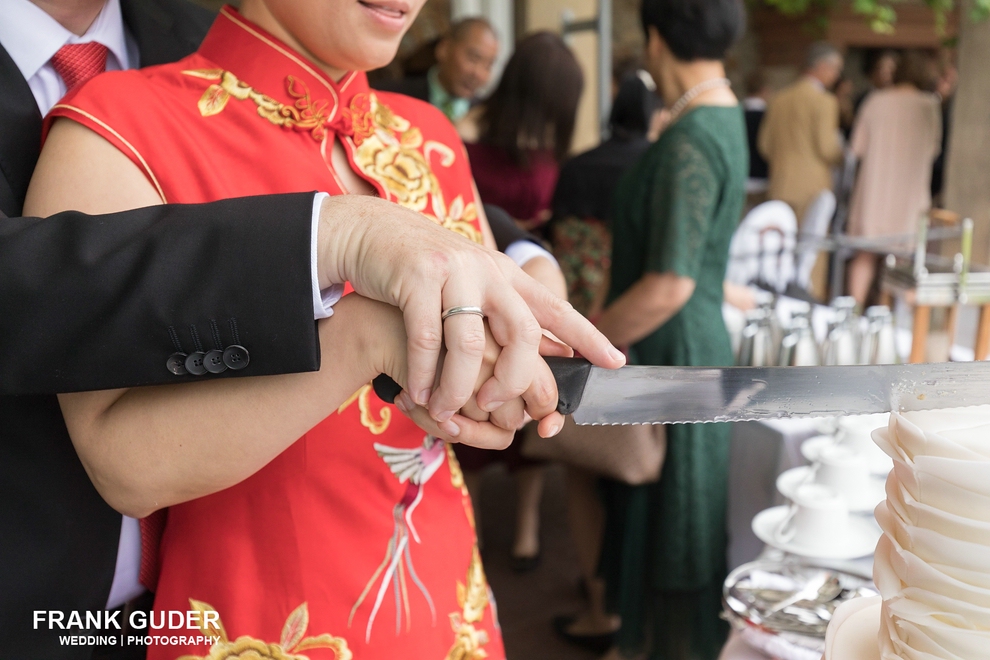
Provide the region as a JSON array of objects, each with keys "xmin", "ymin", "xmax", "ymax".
[{"xmin": 50, "ymin": 42, "xmax": 109, "ymax": 91}]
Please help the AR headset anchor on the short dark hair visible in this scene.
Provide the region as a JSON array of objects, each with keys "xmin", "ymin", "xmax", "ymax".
[
  {"xmin": 448, "ymin": 17, "xmax": 497, "ymax": 43},
  {"xmin": 479, "ymin": 32, "xmax": 584, "ymax": 165},
  {"xmin": 609, "ymin": 72, "xmax": 660, "ymax": 138},
  {"xmin": 640, "ymin": 0, "xmax": 745, "ymax": 62},
  {"xmin": 894, "ymin": 50, "xmax": 937, "ymax": 91}
]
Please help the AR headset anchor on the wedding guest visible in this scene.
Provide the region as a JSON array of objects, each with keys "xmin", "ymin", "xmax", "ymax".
[
  {"xmin": 375, "ymin": 17, "xmax": 499, "ymax": 125},
  {"xmin": 758, "ymin": 42, "xmax": 844, "ymax": 223},
  {"xmin": 742, "ymin": 69, "xmax": 771, "ymax": 198},
  {"xmin": 456, "ymin": 30, "xmax": 583, "ymax": 572},
  {"xmin": 594, "ymin": 0, "xmax": 747, "ymax": 656},
  {"xmin": 549, "ymin": 69, "xmax": 660, "ymax": 654},
  {"xmin": 835, "ymin": 75, "xmax": 856, "ymax": 138},
  {"xmin": 550, "ymin": 70, "xmax": 660, "ymax": 318},
  {"xmin": 853, "ymin": 49, "xmax": 899, "ymax": 115},
  {"xmin": 846, "ymin": 50, "xmax": 941, "ymax": 305},
  {"xmin": 25, "ymin": 2, "xmax": 626, "ymax": 659},
  {"xmin": 466, "ymin": 31, "xmax": 584, "ymax": 232},
  {"xmin": 931, "ymin": 52, "xmax": 957, "ymax": 200}
]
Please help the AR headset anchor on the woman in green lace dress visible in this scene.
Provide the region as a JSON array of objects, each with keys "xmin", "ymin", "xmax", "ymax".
[{"xmin": 594, "ymin": 0, "xmax": 748, "ymax": 657}]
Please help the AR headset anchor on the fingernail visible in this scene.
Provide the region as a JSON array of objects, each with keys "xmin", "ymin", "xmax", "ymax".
[
  {"xmin": 415, "ymin": 389, "xmax": 432, "ymax": 407},
  {"xmin": 608, "ymin": 346, "xmax": 626, "ymax": 363},
  {"xmin": 439, "ymin": 419, "xmax": 460, "ymax": 437},
  {"xmin": 435, "ymin": 410, "xmax": 454, "ymax": 424},
  {"xmin": 483, "ymin": 399, "xmax": 505, "ymax": 413},
  {"xmin": 395, "ymin": 391, "xmax": 414, "ymax": 414},
  {"xmin": 547, "ymin": 422, "xmax": 562, "ymax": 437}
]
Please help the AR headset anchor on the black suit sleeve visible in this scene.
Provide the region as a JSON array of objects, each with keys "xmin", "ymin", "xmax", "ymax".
[
  {"xmin": 0, "ymin": 193, "xmax": 321, "ymax": 395},
  {"xmin": 483, "ymin": 203, "xmax": 544, "ymax": 252}
]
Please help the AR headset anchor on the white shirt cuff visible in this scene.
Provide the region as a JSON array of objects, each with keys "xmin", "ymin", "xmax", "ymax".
[
  {"xmin": 504, "ymin": 239, "xmax": 558, "ymax": 270},
  {"xmin": 311, "ymin": 192, "xmax": 344, "ymax": 320}
]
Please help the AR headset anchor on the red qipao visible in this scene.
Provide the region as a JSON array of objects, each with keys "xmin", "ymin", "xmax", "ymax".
[{"xmin": 48, "ymin": 8, "xmax": 502, "ymax": 660}]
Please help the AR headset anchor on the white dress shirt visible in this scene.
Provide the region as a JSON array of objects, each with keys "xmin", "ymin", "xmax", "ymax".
[{"xmin": 0, "ymin": 0, "xmax": 549, "ymax": 611}]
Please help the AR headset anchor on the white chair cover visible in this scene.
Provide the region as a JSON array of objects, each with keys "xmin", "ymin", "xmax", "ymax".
[{"xmin": 727, "ymin": 201, "xmax": 797, "ymax": 292}]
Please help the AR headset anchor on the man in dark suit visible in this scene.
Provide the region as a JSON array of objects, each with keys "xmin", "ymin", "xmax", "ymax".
[
  {"xmin": 375, "ymin": 16, "xmax": 499, "ymax": 123},
  {"xmin": 1, "ymin": 1, "xmax": 618, "ymax": 658}
]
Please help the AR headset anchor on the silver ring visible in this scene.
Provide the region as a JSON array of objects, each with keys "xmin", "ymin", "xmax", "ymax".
[{"xmin": 441, "ymin": 305, "xmax": 485, "ymax": 321}]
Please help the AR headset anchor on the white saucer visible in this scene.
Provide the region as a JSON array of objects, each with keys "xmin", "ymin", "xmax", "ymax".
[
  {"xmin": 776, "ymin": 466, "xmax": 887, "ymax": 513},
  {"xmin": 752, "ymin": 505, "xmax": 881, "ymax": 560},
  {"xmin": 801, "ymin": 435, "xmax": 892, "ymax": 477},
  {"xmin": 824, "ymin": 596, "xmax": 881, "ymax": 660}
]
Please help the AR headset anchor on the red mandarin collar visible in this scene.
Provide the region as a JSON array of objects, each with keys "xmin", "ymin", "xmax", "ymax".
[{"xmin": 198, "ymin": 6, "xmax": 372, "ymax": 142}]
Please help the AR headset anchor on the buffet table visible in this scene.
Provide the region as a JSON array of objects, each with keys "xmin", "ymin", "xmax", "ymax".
[
  {"xmin": 724, "ymin": 420, "xmax": 879, "ymax": 660},
  {"xmin": 727, "ymin": 419, "xmax": 824, "ymax": 570}
]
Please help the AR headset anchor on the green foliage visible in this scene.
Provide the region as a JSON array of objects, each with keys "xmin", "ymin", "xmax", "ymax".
[{"xmin": 758, "ymin": 0, "xmax": 988, "ymax": 34}]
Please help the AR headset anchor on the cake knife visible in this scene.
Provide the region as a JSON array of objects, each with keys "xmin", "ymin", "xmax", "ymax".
[{"xmin": 372, "ymin": 357, "xmax": 990, "ymax": 424}]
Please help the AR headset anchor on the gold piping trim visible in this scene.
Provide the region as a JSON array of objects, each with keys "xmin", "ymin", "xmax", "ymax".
[
  {"xmin": 219, "ymin": 7, "xmax": 341, "ymax": 123},
  {"xmin": 339, "ymin": 71, "xmax": 358, "ymax": 93},
  {"xmin": 52, "ymin": 104, "xmax": 167, "ymax": 203}
]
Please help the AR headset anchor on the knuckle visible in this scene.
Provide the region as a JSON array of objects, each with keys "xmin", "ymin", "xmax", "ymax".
[
  {"xmin": 492, "ymin": 250, "xmax": 516, "ymax": 271},
  {"xmin": 449, "ymin": 326, "xmax": 487, "ymax": 357},
  {"xmin": 423, "ymin": 250, "xmax": 451, "ymax": 279},
  {"xmin": 531, "ymin": 376, "xmax": 558, "ymax": 408},
  {"xmin": 409, "ymin": 327, "xmax": 443, "ymax": 353},
  {"xmin": 515, "ymin": 314, "xmax": 543, "ymax": 345},
  {"xmin": 544, "ymin": 293, "xmax": 575, "ymax": 321}
]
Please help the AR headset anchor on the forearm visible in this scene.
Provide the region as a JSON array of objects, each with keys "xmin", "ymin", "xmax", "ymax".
[
  {"xmin": 596, "ymin": 273, "xmax": 695, "ymax": 347},
  {"xmin": 2, "ymin": 195, "xmax": 318, "ymax": 395},
  {"xmin": 59, "ymin": 294, "xmax": 401, "ymax": 518}
]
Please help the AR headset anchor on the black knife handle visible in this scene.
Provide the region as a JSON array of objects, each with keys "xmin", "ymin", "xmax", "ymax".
[{"xmin": 371, "ymin": 357, "xmax": 593, "ymax": 416}]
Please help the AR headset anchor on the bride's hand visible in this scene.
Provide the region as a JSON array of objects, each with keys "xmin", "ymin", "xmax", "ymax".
[
  {"xmin": 316, "ymin": 195, "xmax": 625, "ymax": 432},
  {"xmin": 378, "ymin": 312, "xmax": 573, "ymax": 449}
]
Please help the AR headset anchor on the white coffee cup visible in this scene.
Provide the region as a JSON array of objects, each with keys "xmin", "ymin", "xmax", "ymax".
[
  {"xmin": 815, "ymin": 444, "xmax": 872, "ymax": 502},
  {"xmin": 836, "ymin": 414, "xmax": 888, "ymax": 450},
  {"xmin": 775, "ymin": 483, "xmax": 849, "ymax": 549}
]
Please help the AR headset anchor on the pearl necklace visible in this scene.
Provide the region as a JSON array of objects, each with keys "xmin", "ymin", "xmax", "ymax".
[{"xmin": 666, "ymin": 77, "xmax": 732, "ymax": 123}]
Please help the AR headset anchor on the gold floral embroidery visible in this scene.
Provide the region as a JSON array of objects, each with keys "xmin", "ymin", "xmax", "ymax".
[
  {"xmin": 434, "ymin": 194, "xmax": 482, "ymax": 244},
  {"xmin": 177, "ymin": 600, "xmax": 351, "ymax": 660},
  {"xmin": 350, "ymin": 96, "xmax": 482, "ymax": 244},
  {"xmin": 445, "ymin": 547, "xmax": 491, "ymax": 660},
  {"xmin": 183, "ymin": 70, "xmax": 330, "ymax": 141},
  {"xmin": 458, "ymin": 546, "xmax": 489, "ymax": 624},
  {"xmin": 337, "ymin": 93, "xmax": 375, "ymax": 146},
  {"xmin": 182, "ymin": 70, "xmax": 482, "ymax": 245},
  {"xmin": 338, "ymin": 384, "xmax": 392, "ymax": 435},
  {"xmin": 446, "ymin": 616, "xmax": 489, "ymax": 660},
  {"xmin": 446, "ymin": 445, "xmax": 467, "ymax": 493},
  {"xmin": 351, "ymin": 99, "xmax": 436, "ymax": 214}
]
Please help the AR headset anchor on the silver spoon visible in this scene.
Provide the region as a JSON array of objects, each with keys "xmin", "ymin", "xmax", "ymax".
[{"xmin": 763, "ymin": 570, "xmax": 840, "ymax": 616}]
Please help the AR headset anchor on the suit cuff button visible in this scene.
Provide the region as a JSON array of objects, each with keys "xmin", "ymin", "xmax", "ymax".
[
  {"xmin": 223, "ymin": 345, "xmax": 250, "ymax": 370},
  {"xmin": 184, "ymin": 351, "xmax": 208, "ymax": 375},
  {"xmin": 204, "ymin": 349, "xmax": 227, "ymax": 374},
  {"xmin": 166, "ymin": 352, "xmax": 189, "ymax": 376}
]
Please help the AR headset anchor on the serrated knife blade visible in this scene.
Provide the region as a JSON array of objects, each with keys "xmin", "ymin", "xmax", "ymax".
[{"xmin": 552, "ymin": 359, "xmax": 990, "ymax": 425}]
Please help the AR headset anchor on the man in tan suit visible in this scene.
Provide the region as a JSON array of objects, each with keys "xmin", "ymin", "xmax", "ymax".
[{"xmin": 758, "ymin": 43, "xmax": 844, "ymax": 222}]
